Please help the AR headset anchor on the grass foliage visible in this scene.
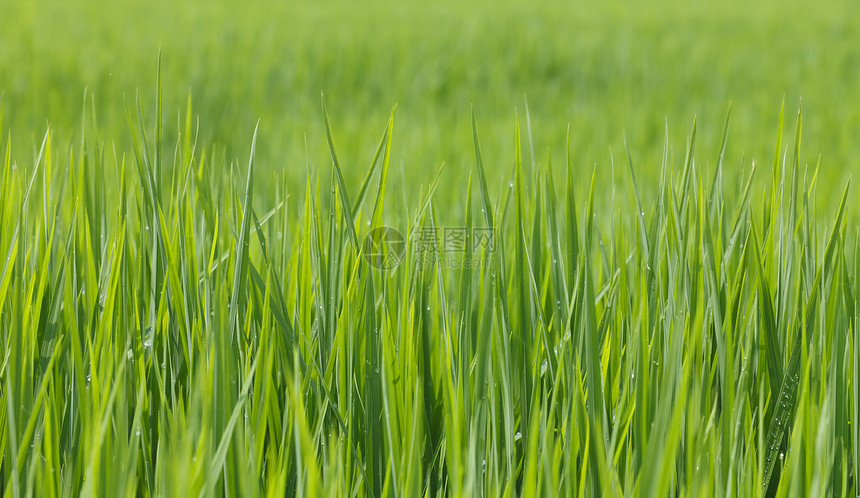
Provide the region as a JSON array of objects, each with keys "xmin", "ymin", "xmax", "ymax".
[{"xmin": 0, "ymin": 50, "xmax": 858, "ymax": 496}]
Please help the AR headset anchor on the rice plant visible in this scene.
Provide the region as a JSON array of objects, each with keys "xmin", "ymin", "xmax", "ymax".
[{"xmin": 0, "ymin": 51, "xmax": 857, "ymax": 498}]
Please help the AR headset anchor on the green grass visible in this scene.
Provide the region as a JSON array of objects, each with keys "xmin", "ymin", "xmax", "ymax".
[
  {"xmin": 1, "ymin": 75, "xmax": 858, "ymax": 496},
  {"xmin": 1, "ymin": 1, "xmax": 860, "ymax": 496}
]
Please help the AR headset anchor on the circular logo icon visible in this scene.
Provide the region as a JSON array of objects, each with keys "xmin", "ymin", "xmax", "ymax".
[{"xmin": 362, "ymin": 226, "xmax": 406, "ymax": 269}]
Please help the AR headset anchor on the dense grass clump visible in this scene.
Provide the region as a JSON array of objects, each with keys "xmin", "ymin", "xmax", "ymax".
[{"xmin": 0, "ymin": 62, "xmax": 858, "ymax": 497}]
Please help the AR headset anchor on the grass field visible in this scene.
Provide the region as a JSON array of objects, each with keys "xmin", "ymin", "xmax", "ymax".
[{"xmin": 1, "ymin": 0, "xmax": 859, "ymax": 496}]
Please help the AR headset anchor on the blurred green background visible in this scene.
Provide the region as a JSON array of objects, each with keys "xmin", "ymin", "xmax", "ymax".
[{"xmin": 1, "ymin": 0, "xmax": 858, "ymax": 218}]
